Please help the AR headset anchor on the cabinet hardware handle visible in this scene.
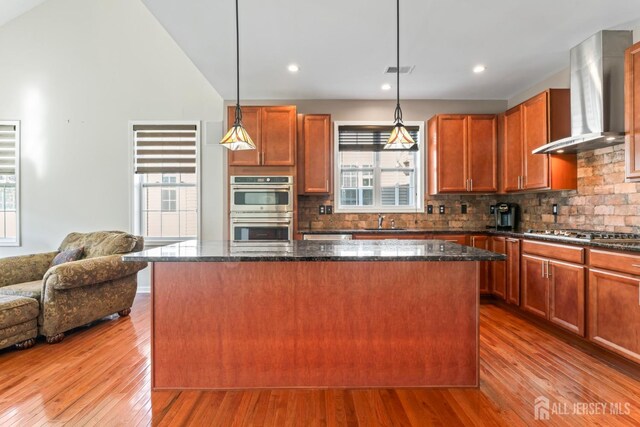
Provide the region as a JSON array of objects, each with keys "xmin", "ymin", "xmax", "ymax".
[
  {"xmin": 470, "ymin": 179, "xmax": 473, "ymax": 192},
  {"xmin": 541, "ymin": 260, "xmax": 546, "ymax": 278},
  {"xmin": 632, "ymin": 264, "xmax": 640, "ymax": 268},
  {"xmin": 517, "ymin": 176, "xmax": 521, "ymax": 190},
  {"xmin": 546, "ymin": 261, "xmax": 551, "ymax": 278},
  {"xmin": 326, "ymin": 179, "xmax": 329, "ymax": 191}
]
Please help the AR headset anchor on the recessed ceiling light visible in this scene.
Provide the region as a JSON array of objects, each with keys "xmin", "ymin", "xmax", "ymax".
[
  {"xmin": 557, "ymin": 149, "xmax": 565, "ymax": 153},
  {"xmin": 473, "ymin": 65, "xmax": 486, "ymax": 73},
  {"xmin": 381, "ymin": 83, "xmax": 392, "ymax": 91},
  {"xmin": 605, "ymin": 136, "xmax": 616, "ymax": 142},
  {"xmin": 287, "ymin": 64, "xmax": 299, "ymax": 73}
]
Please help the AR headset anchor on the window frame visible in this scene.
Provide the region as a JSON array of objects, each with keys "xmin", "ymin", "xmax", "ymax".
[
  {"xmin": 333, "ymin": 121, "xmax": 425, "ymax": 214},
  {"xmin": 0, "ymin": 120, "xmax": 20, "ymax": 247},
  {"xmin": 130, "ymin": 121, "xmax": 201, "ymax": 246}
]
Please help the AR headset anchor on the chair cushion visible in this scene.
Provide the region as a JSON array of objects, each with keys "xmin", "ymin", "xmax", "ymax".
[
  {"xmin": 59, "ymin": 231, "xmax": 140, "ymax": 258},
  {"xmin": 0, "ymin": 295, "xmax": 39, "ymax": 328},
  {"xmin": 51, "ymin": 247, "xmax": 84, "ymax": 267},
  {"xmin": 0, "ymin": 280, "xmax": 42, "ymax": 301}
]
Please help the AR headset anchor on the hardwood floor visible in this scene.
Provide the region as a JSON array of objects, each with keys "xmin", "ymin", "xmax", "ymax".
[{"xmin": 1, "ymin": 295, "xmax": 639, "ymax": 426}]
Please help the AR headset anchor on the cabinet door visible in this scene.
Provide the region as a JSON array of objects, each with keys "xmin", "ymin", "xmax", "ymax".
[
  {"xmin": 503, "ymin": 106, "xmax": 523, "ymax": 192},
  {"xmin": 589, "ymin": 269, "xmax": 640, "ymax": 363},
  {"xmin": 506, "ymin": 238, "xmax": 521, "ymax": 305},
  {"xmin": 467, "ymin": 115, "xmax": 497, "ymax": 192},
  {"xmin": 471, "ymin": 236, "xmax": 490, "ymax": 294},
  {"xmin": 522, "ymin": 92, "xmax": 550, "ymax": 190},
  {"xmin": 548, "ymin": 261, "xmax": 585, "ymax": 336},
  {"xmin": 521, "ymin": 254, "xmax": 548, "ymax": 318},
  {"xmin": 626, "ymin": 41, "xmax": 640, "ymax": 180},
  {"xmin": 490, "ymin": 237, "xmax": 506, "ymax": 300},
  {"xmin": 302, "ymin": 115, "xmax": 332, "ymax": 193},
  {"xmin": 228, "ymin": 106, "xmax": 262, "ymax": 166},
  {"xmin": 437, "ymin": 115, "xmax": 468, "ymax": 192},
  {"xmin": 261, "ymin": 106, "xmax": 296, "ymax": 166}
]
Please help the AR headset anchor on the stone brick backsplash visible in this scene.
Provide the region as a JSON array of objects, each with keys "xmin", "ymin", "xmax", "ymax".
[{"xmin": 298, "ymin": 144, "xmax": 640, "ymax": 233}]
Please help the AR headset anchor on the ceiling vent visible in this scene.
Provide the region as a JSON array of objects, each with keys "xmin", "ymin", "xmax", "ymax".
[{"xmin": 384, "ymin": 65, "xmax": 414, "ymax": 74}]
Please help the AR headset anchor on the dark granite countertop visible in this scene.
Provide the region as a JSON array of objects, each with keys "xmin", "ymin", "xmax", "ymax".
[
  {"xmin": 122, "ymin": 239, "xmax": 506, "ymax": 262},
  {"xmin": 298, "ymin": 229, "xmax": 640, "ymax": 253}
]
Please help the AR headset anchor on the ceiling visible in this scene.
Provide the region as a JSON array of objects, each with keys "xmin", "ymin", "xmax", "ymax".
[
  {"xmin": 146, "ymin": 1, "xmax": 638, "ymax": 100},
  {"xmin": 0, "ymin": 0, "xmax": 46, "ymax": 27}
]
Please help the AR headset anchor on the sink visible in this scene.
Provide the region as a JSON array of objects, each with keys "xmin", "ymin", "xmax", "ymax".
[{"xmin": 363, "ymin": 228, "xmax": 407, "ymax": 231}]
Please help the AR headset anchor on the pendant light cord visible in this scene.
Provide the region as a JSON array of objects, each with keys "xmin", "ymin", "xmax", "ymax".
[
  {"xmin": 394, "ymin": 0, "xmax": 402, "ymax": 125},
  {"xmin": 234, "ymin": 0, "xmax": 242, "ymax": 125}
]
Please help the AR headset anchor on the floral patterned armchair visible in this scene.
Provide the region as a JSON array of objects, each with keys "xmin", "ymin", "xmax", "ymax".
[{"xmin": 0, "ymin": 231, "xmax": 147, "ymax": 343}]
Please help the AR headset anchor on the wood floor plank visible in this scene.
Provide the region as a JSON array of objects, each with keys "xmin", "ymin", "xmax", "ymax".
[{"xmin": 1, "ymin": 295, "xmax": 640, "ymax": 426}]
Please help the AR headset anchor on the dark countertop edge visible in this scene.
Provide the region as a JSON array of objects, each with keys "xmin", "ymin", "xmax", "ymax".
[
  {"xmin": 297, "ymin": 229, "xmax": 640, "ymax": 253},
  {"xmin": 123, "ymin": 255, "xmax": 506, "ymax": 262}
]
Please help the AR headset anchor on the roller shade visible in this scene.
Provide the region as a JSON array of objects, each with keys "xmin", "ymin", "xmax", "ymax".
[
  {"xmin": 134, "ymin": 124, "xmax": 197, "ymax": 174},
  {"xmin": 0, "ymin": 124, "xmax": 17, "ymax": 175},
  {"xmin": 338, "ymin": 125, "xmax": 419, "ymax": 152}
]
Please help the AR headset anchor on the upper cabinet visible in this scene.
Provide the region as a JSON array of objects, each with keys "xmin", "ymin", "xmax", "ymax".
[
  {"xmin": 626, "ymin": 41, "xmax": 640, "ymax": 180},
  {"xmin": 501, "ymin": 89, "xmax": 576, "ymax": 192},
  {"xmin": 297, "ymin": 114, "xmax": 332, "ymax": 195},
  {"xmin": 428, "ymin": 114, "xmax": 497, "ymax": 194},
  {"xmin": 227, "ymin": 105, "xmax": 296, "ymax": 166}
]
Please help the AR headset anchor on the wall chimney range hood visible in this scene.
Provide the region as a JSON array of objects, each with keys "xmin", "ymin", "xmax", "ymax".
[{"xmin": 533, "ymin": 30, "xmax": 632, "ymax": 154}]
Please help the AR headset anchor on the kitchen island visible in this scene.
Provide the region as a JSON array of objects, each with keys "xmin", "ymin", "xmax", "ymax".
[{"xmin": 123, "ymin": 240, "xmax": 504, "ymax": 390}]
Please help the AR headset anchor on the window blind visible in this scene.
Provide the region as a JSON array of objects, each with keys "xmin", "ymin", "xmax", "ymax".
[
  {"xmin": 0, "ymin": 124, "xmax": 17, "ymax": 175},
  {"xmin": 134, "ymin": 124, "xmax": 197, "ymax": 174},
  {"xmin": 338, "ymin": 125, "xmax": 419, "ymax": 152}
]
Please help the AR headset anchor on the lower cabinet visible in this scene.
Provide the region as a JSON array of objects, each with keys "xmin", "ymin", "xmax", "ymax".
[
  {"xmin": 471, "ymin": 236, "xmax": 490, "ymax": 294},
  {"xmin": 505, "ymin": 238, "xmax": 521, "ymax": 305},
  {"xmin": 490, "ymin": 237, "xmax": 507, "ymax": 300},
  {"xmin": 522, "ymin": 254, "xmax": 585, "ymax": 336},
  {"xmin": 588, "ymin": 257, "xmax": 640, "ymax": 364}
]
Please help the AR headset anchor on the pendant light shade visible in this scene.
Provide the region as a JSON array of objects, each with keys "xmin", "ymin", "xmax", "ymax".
[
  {"xmin": 384, "ymin": 0, "xmax": 415, "ymax": 150},
  {"xmin": 221, "ymin": 0, "xmax": 255, "ymax": 151}
]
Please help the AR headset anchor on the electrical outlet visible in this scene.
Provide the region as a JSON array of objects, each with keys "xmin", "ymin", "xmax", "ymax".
[
  {"xmin": 427, "ymin": 205, "xmax": 433, "ymax": 214},
  {"xmin": 325, "ymin": 205, "xmax": 333, "ymax": 215},
  {"xmin": 439, "ymin": 205, "xmax": 445, "ymax": 214},
  {"xmin": 318, "ymin": 205, "xmax": 326, "ymax": 215},
  {"xmin": 490, "ymin": 205, "xmax": 496, "ymax": 215},
  {"xmin": 552, "ymin": 204, "xmax": 558, "ymax": 216},
  {"xmin": 461, "ymin": 204, "xmax": 467, "ymax": 214}
]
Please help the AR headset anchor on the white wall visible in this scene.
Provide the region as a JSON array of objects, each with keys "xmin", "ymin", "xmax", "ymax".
[{"xmin": 0, "ymin": 0, "xmax": 226, "ymax": 263}]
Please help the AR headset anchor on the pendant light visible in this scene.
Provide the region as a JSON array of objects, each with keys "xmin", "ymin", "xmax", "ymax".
[
  {"xmin": 384, "ymin": 0, "xmax": 415, "ymax": 150},
  {"xmin": 220, "ymin": 0, "xmax": 256, "ymax": 151}
]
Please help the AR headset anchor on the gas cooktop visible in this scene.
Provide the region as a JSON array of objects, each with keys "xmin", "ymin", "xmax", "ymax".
[{"xmin": 524, "ymin": 229, "xmax": 640, "ymax": 245}]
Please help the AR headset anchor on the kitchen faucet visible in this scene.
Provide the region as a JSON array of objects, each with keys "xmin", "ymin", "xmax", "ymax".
[{"xmin": 378, "ymin": 214, "xmax": 385, "ymax": 229}]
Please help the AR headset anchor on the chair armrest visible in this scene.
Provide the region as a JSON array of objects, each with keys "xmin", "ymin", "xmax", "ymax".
[
  {"xmin": 0, "ymin": 252, "xmax": 58, "ymax": 287},
  {"xmin": 43, "ymin": 255, "xmax": 148, "ymax": 291}
]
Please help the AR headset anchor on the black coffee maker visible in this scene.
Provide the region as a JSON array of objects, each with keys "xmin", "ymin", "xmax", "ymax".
[{"xmin": 495, "ymin": 203, "xmax": 518, "ymax": 231}]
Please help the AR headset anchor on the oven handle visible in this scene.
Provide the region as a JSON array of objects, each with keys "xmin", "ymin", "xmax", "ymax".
[
  {"xmin": 231, "ymin": 219, "xmax": 293, "ymax": 225},
  {"xmin": 231, "ymin": 185, "xmax": 293, "ymax": 191}
]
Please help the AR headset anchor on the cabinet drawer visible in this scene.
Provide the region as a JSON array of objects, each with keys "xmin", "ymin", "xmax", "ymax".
[
  {"xmin": 521, "ymin": 240, "xmax": 584, "ymax": 264},
  {"xmin": 589, "ymin": 249, "xmax": 640, "ymax": 276}
]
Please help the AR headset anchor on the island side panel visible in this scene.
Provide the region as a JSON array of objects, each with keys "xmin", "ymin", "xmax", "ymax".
[{"xmin": 152, "ymin": 261, "xmax": 479, "ymax": 389}]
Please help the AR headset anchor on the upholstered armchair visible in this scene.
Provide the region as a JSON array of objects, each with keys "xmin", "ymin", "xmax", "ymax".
[{"xmin": 0, "ymin": 231, "xmax": 147, "ymax": 343}]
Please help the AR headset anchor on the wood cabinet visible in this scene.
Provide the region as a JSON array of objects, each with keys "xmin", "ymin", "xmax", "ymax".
[
  {"xmin": 521, "ymin": 241, "xmax": 585, "ymax": 335},
  {"xmin": 432, "ymin": 234, "xmax": 468, "ymax": 245},
  {"xmin": 297, "ymin": 114, "xmax": 332, "ymax": 194},
  {"xmin": 470, "ymin": 235, "xmax": 491, "ymax": 294},
  {"xmin": 227, "ymin": 105, "xmax": 296, "ymax": 166},
  {"xmin": 588, "ymin": 268, "xmax": 640, "ymax": 364},
  {"xmin": 626, "ymin": 40, "xmax": 640, "ymax": 180},
  {"xmin": 428, "ymin": 114, "xmax": 497, "ymax": 194},
  {"xmin": 490, "ymin": 237, "xmax": 507, "ymax": 300},
  {"xmin": 501, "ymin": 90, "xmax": 576, "ymax": 192},
  {"xmin": 505, "ymin": 238, "xmax": 521, "ymax": 305}
]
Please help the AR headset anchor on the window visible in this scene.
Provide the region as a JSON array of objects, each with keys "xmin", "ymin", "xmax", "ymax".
[
  {"xmin": 0, "ymin": 121, "xmax": 19, "ymax": 246},
  {"xmin": 334, "ymin": 122, "xmax": 424, "ymax": 213},
  {"xmin": 132, "ymin": 123, "xmax": 199, "ymax": 243}
]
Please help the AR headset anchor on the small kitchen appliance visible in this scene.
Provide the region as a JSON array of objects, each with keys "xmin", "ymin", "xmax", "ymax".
[{"xmin": 495, "ymin": 203, "xmax": 518, "ymax": 231}]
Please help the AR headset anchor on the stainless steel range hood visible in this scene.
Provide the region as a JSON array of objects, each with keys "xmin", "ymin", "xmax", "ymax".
[{"xmin": 533, "ymin": 30, "xmax": 632, "ymax": 154}]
